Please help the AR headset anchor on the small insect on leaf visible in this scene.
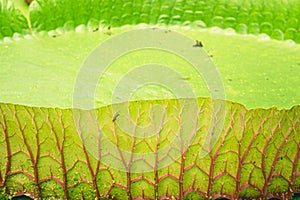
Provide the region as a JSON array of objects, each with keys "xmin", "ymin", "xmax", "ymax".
[
  {"xmin": 93, "ymin": 27, "xmax": 99, "ymax": 32},
  {"xmin": 105, "ymin": 26, "xmax": 112, "ymax": 36},
  {"xmin": 112, "ymin": 113, "xmax": 120, "ymax": 122},
  {"xmin": 193, "ymin": 40, "xmax": 203, "ymax": 47}
]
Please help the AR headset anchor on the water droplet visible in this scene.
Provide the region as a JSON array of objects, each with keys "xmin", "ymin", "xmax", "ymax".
[
  {"xmin": 38, "ymin": 31, "xmax": 47, "ymax": 37},
  {"xmin": 211, "ymin": 16, "xmax": 224, "ymax": 28},
  {"xmin": 190, "ymin": 20, "xmax": 206, "ymax": 28},
  {"xmin": 271, "ymin": 29, "xmax": 284, "ymax": 40},
  {"xmin": 87, "ymin": 18, "xmax": 100, "ymax": 32},
  {"xmin": 48, "ymin": 30, "xmax": 58, "ymax": 38},
  {"xmin": 258, "ymin": 33, "xmax": 270, "ymax": 41},
  {"xmin": 210, "ymin": 26, "xmax": 223, "ymax": 34},
  {"xmin": 3, "ymin": 37, "xmax": 13, "ymax": 43},
  {"xmin": 55, "ymin": 27, "xmax": 64, "ymax": 35},
  {"xmin": 64, "ymin": 20, "xmax": 75, "ymax": 32},
  {"xmin": 284, "ymin": 40, "xmax": 295, "ymax": 47},
  {"xmin": 75, "ymin": 24, "xmax": 87, "ymax": 33},
  {"xmin": 24, "ymin": 34, "xmax": 33, "ymax": 40},
  {"xmin": 224, "ymin": 28, "xmax": 236, "ymax": 35},
  {"xmin": 248, "ymin": 23, "xmax": 260, "ymax": 35},
  {"xmin": 13, "ymin": 33, "xmax": 22, "ymax": 41},
  {"xmin": 236, "ymin": 23, "xmax": 248, "ymax": 34}
]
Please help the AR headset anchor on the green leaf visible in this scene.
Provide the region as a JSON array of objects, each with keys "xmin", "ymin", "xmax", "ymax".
[
  {"xmin": 0, "ymin": 100, "xmax": 299, "ymax": 199},
  {"xmin": 29, "ymin": 0, "xmax": 300, "ymax": 42},
  {"xmin": 0, "ymin": 0, "xmax": 29, "ymax": 39},
  {"xmin": 0, "ymin": 26, "xmax": 299, "ymax": 109},
  {"xmin": 0, "ymin": 0, "xmax": 300, "ymax": 199}
]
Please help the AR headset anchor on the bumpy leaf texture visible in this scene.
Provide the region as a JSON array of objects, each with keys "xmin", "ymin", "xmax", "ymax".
[
  {"xmin": 0, "ymin": 99, "xmax": 299, "ymax": 199},
  {"xmin": 0, "ymin": 0, "xmax": 29, "ymax": 39},
  {"xmin": 29, "ymin": 0, "xmax": 300, "ymax": 43}
]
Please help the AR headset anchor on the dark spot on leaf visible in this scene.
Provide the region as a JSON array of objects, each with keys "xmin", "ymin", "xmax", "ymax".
[
  {"xmin": 104, "ymin": 26, "xmax": 112, "ymax": 36},
  {"xmin": 93, "ymin": 27, "xmax": 99, "ymax": 32},
  {"xmin": 12, "ymin": 195, "xmax": 33, "ymax": 200},
  {"xmin": 112, "ymin": 113, "xmax": 120, "ymax": 122},
  {"xmin": 228, "ymin": 79, "xmax": 232, "ymax": 81},
  {"xmin": 52, "ymin": 35, "xmax": 57, "ymax": 38},
  {"xmin": 293, "ymin": 194, "xmax": 300, "ymax": 198},
  {"xmin": 193, "ymin": 40, "xmax": 203, "ymax": 47}
]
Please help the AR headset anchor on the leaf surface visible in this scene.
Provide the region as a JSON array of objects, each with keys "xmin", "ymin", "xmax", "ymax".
[
  {"xmin": 0, "ymin": 0, "xmax": 300, "ymax": 199},
  {"xmin": 0, "ymin": 99, "xmax": 299, "ymax": 199}
]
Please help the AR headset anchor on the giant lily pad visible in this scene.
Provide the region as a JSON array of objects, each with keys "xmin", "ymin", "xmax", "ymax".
[{"xmin": 0, "ymin": 0, "xmax": 299, "ymax": 199}]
